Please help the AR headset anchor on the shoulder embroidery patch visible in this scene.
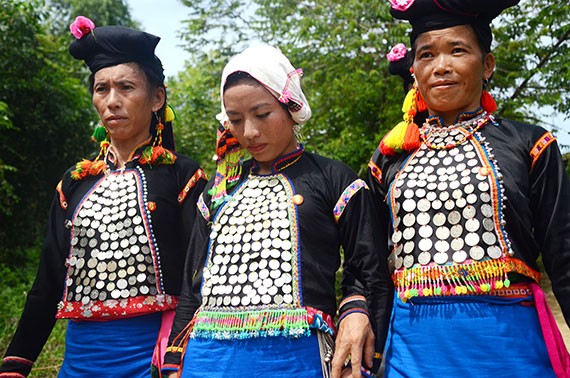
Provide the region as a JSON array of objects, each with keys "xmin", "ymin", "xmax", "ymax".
[
  {"xmin": 530, "ymin": 131, "xmax": 556, "ymax": 170},
  {"xmin": 333, "ymin": 179, "xmax": 369, "ymax": 223}
]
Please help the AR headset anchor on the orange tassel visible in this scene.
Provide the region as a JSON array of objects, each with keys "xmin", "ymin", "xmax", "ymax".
[
  {"xmin": 402, "ymin": 122, "xmax": 420, "ymax": 151},
  {"xmin": 416, "ymin": 91, "xmax": 428, "ymax": 112},
  {"xmin": 88, "ymin": 160, "xmax": 106, "ymax": 176},
  {"xmin": 481, "ymin": 90, "xmax": 497, "ymax": 113}
]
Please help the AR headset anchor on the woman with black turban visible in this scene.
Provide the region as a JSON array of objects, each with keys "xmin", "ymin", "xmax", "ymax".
[
  {"xmin": 0, "ymin": 16, "xmax": 207, "ymax": 377},
  {"xmin": 368, "ymin": 1, "xmax": 570, "ymax": 376}
]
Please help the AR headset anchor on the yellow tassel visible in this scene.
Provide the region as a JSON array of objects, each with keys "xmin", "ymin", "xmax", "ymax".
[
  {"xmin": 382, "ymin": 121, "xmax": 408, "ymax": 152},
  {"xmin": 402, "ymin": 87, "xmax": 416, "ymax": 114},
  {"xmin": 165, "ymin": 104, "xmax": 176, "ymax": 123}
]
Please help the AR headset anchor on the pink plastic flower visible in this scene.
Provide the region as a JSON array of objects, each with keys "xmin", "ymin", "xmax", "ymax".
[
  {"xmin": 69, "ymin": 16, "xmax": 95, "ymax": 39},
  {"xmin": 386, "ymin": 43, "xmax": 408, "ymax": 62},
  {"xmin": 389, "ymin": 0, "xmax": 415, "ymax": 11}
]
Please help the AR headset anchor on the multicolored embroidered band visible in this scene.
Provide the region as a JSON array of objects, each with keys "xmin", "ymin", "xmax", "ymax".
[
  {"xmin": 196, "ymin": 193, "xmax": 210, "ymax": 222},
  {"xmin": 190, "ymin": 308, "xmax": 311, "ymax": 339},
  {"xmin": 177, "ymin": 169, "xmax": 207, "ymax": 204},
  {"xmin": 333, "ymin": 179, "xmax": 369, "ymax": 223},
  {"xmin": 368, "ymin": 160, "xmax": 383, "ymax": 185},
  {"xmin": 530, "ymin": 131, "xmax": 556, "ymax": 170}
]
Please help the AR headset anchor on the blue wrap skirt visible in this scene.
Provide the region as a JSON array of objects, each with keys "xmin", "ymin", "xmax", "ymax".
[
  {"xmin": 180, "ymin": 332, "xmax": 323, "ymax": 378},
  {"xmin": 383, "ymin": 293, "xmax": 556, "ymax": 378},
  {"xmin": 59, "ymin": 312, "xmax": 162, "ymax": 377}
]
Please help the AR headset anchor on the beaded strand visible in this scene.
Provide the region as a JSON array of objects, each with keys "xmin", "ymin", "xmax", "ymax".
[{"xmin": 421, "ymin": 112, "xmax": 494, "ymax": 150}]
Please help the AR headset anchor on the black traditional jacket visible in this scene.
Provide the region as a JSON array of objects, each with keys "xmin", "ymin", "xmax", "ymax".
[
  {"xmin": 1, "ymin": 145, "xmax": 207, "ymax": 377},
  {"xmin": 164, "ymin": 147, "xmax": 393, "ymax": 372},
  {"xmin": 368, "ymin": 111, "xmax": 570, "ymax": 326}
]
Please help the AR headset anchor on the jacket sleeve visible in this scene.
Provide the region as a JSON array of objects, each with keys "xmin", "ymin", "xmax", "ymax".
[
  {"xmin": 335, "ymin": 175, "xmax": 393, "ymax": 373},
  {"xmin": 528, "ymin": 138, "xmax": 570, "ymax": 326},
  {"xmin": 178, "ymin": 167, "xmax": 208, "ymax": 266},
  {"xmin": 1, "ymin": 190, "xmax": 69, "ymax": 377},
  {"xmin": 163, "ymin": 193, "xmax": 211, "ymax": 372}
]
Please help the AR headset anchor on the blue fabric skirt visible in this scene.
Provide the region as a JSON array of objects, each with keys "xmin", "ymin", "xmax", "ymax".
[
  {"xmin": 180, "ymin": 332, "xmax": 323, "ymax": 378},
  {"xmin": 384, "ymin": 294, "xmax": 555, "ymax": 378},
  {"xmin": 59, "ymin": 312, "xmax": 162, "ymax": 377}
]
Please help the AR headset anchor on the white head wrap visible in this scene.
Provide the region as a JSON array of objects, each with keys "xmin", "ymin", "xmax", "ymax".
[{"xmin": 216, "ymin": 44, "xmax": 312, "ymax": 125}]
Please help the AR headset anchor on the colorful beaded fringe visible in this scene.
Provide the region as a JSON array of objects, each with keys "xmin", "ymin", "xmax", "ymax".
[
  {"xmin": 393, "ymin": 257, "xmax": 540, "ymax": 301},
  {"xmin": 191, "ymin": 308, "xmax": 311, "ymax": 340}
]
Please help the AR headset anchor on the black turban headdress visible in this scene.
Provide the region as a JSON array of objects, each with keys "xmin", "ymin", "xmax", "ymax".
[{"xmin": 69, "ymin": 19, "xmax": 165, "ymax": 83}]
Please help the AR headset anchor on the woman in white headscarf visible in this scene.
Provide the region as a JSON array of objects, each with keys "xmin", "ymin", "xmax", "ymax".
[{"xmin": 163, "ymin": 45, "xmax": 392, "ymax": 378}]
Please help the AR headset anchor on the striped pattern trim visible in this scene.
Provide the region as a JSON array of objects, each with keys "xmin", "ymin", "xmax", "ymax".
[
  {"xmin": 530, "ymin": 131, "xmax": 556, "ymax": 170},
  {"xmin": 196, "ymin": 193, "xmax": 210, "ymax": 221},
  {"xmin": 177, "ymin": 169, "xmax": 207, "ymax": 204},
  {"xmin": 368, "ymin": 160, "xmax": 382, "ymax": 185},
  {"xmin": 2, "ymin": 356, "xmax": 33, "ymax": 365},
  {"xmin": 333, "ymin": 179, "xmax": 369, "ymax": 223},
  {"xmin": 56, "ymin": 180, "xmax": 67, "ymax": 209},
  {"xmin": 338, "ymin": 295, "xmax": 367, "ymax": 310}
]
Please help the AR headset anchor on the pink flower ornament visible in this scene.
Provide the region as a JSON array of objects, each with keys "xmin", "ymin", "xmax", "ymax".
[
  {"xmin": 70, "ymin": 16, "xmax": 95, "ymax": 39},
  {"xmin": 386, "ymin": 43, "xmax": 408, "ymax": 62},
  {"xmin": 389, "ymin": 0, "xmax": 415, "ymax": 11}
]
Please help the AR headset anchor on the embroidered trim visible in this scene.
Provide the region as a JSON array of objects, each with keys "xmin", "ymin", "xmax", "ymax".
[
  {"xmin": 338, "ymin": 295, "xmax": 367, "ymax": 310},
  {"xmin": 337, "ymin": 308, "xmax": 369, "ymax": 325},
  {"xmin": 368, "ymin": 160, "xmax": 382, "ymax": 185},
  {"xmin": 165, "ymin": 346, "xmax": 184, "ymax": 353},
  {"xmin": 306, "ymin": 306, "xmax": 336, "ymax": 335},
  {"xmin": 161, "ymin": 364, "xmax": 180, "ymax": 371},
  {"xmin": 2, "ymin": 357, "xmax": 33, "ymax": 366},
  {"xmin": 471, "ymin": 133, "xmax": 513, "ymax": 255},
  {"xmin": 56, "ymin": 180, "xmax": 67, "ymax": 210},
  {"xmin": 178, "ymin": 168, "xmax": 207, "ymax": 204},
  {"xmin": 190, "ymin": 307, "xmax": 311, "ymax": 340},
  {"xmin": 333, "ymin": 179, "xmax": 369, "ymax": 223},
  {"xmin": 252, "ymin": 145, "xmax": 304, "ymax": 173},
  {"xmin": 196, "ymin": 193, "xmax": 210, "ymax": 221},
  {"xmin": 0, "ymin": 373, "xmax": 27, "ymax": 378},
  {"xmin": 489, "ymin": 283, "xmax": 533, "ymax": 299},
  {"xmin": 393, "ymin": 257, "xmax": 540, "ymax": 301},
  {"xmin": 56, "ymin": 294, "xmax": 177, "ymax": 320},
  {"xmin": 530, "ymin": 131, "xmax": 556, "ymax": 170}
]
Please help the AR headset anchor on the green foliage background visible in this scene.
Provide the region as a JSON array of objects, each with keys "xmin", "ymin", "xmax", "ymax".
[{"xmin": 0, "ymin": 0, "xmax": 568, "ymax": 375}]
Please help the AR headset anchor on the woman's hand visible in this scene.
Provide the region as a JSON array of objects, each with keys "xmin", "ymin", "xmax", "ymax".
[{"xmin": 331, "ymin": 312, "xmax": 375, "ymax": 378}]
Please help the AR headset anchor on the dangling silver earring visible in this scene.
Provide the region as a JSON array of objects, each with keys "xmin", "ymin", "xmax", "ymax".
[
  {"xmin": 482, "ymin": 78, "xmax": 489, "ymax": 89},
  {"xmin": 293, "ymin": 124, "xmax": 302, "ymax": 141}
]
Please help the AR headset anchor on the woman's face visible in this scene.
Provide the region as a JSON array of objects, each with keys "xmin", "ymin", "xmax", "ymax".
[
  {"xmin": 224, "ymin": 81, "xmax": 297, "ymax": 174},
  {"xmin": 412, "ymin": 25, "xmax": 495, "ymax": 125},
  {"xmin": 93, "ymin": 62, "xmax": 164, "ymax": 146}
]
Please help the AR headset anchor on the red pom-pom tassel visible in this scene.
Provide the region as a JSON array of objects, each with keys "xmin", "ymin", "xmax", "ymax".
[
  {"xmin": 481, "ymin": 90, "xmax": 497, "ymax": 113},
  {"xmin": 402, "ymin": 122, "xmax": 420, "ymax": 151}
]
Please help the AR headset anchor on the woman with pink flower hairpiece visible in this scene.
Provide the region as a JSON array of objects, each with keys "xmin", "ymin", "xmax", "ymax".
[
  {"xmin": 0, "ymin": 16, "xmax": 207, "ymax": 377},
  {"xmin": 367, "ymin": 0, "xmax": 570, "ymax": 377}
]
